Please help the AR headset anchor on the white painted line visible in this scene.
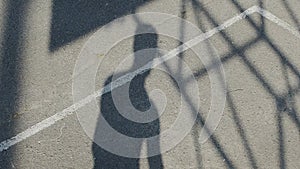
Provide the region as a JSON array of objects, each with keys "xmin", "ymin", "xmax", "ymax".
[
  {"xmin": 1, "ymin": 6, "xmax": 300, "ymax": 152},
  {"xmin": 256, "ymin": 6, "xmax": 300, "ymax": 39}
]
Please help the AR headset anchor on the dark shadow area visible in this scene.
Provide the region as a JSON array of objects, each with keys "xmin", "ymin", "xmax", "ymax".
[
  {"xmin": 49, "ymin": 0, "xmax": 152, "ymax": 51},
  {"xmin": 92, "ymin": 23, "xmax": 164, "ymax": 169},
  {"xmin": 0, "ymin": 0, "xmax": 28, "ymax": 168}
]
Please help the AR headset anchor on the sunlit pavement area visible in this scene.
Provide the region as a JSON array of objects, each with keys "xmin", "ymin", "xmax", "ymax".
[{"xmin": 0, "ymin": 0, "xmax": 299, "ymax": 168}]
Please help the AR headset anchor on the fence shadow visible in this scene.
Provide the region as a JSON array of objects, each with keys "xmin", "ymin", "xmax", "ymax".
[{"xmin": 186, "ymin": 0, "xmax": 300, "ymax": 168}]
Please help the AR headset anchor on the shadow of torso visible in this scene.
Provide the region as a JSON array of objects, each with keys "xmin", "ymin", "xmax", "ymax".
[{"xmin": 92, "ymin": 24, "xmax": 164, "ymax": 169}]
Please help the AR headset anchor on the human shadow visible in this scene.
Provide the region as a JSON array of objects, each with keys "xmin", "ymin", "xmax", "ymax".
[{"xmin": 92, "ymin": 22, "xmax": 164, "ymax": 169}]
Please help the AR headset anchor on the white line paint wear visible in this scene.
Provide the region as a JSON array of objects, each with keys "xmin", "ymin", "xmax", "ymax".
[{"xmin": 1, "ymin": 6, "xmax": 299, "ymax": 152}]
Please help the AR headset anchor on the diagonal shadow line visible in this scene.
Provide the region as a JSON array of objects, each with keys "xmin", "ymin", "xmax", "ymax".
[
  {"xmin": 281, "ymin": 58, "xmax": 300, "ymax": 130},
  {"xmin": 191, "ymin": 122, "xmax": 203, "ymax": 169},
  {"xmin": 190, "ymin": 1, "xmax": 262, "ymax": 168},
  {"xmin": 239, "ymin": 47, "xmax": 300, "ymax": 129},
  {"xmin": 281, "ymin": 0, "xmax": 300, "ymax": 31},
  {"xmin": 226, "ymin": 93, "xmax": 259, "ymax": 169},
  {"xmin": 191, "ymin": 1, "xmax": 299, "ymax": 169},
  {"xmin": 276, "ymin": 54, "xmax": 296, "ymax": 169},
  {"xmin": 160, "ymin": 30, "xmax": 235, "ymax": 168},
  {"xmin": 259, "ymin": 0, "xmax": 265, "ymax": 33},
  {"xmin": 192, "ymin": 0, "xmax": 300, "ymax": 128},
  {"xmin": 255, "ymin": 5, "xmax": 300, "ymax": 129},
  {"xmin": 205, "ymin": 1, "xmax": 300, "ymax": 168},
  {"xmin": 261, "ymin": 34, "xmax": 300, "ymax": 79},
  {"xmin": 177, "ymin": 0, "xmax": 204, "ymax": 168},
  {"xmin": 162, "ymin": 1, "xmax": 238, "ymax": 168},
  {"xmin": 188, "ymin": 1, "xmax": 212, "ymax": 168},
  {"xmin": 287, "ymin": 107, "xmax": 300, "ymax": 130},
  {"xmin": 190, "ymin": 0, "xmax": 207, "ymax": 32},
  {"xmin": 162, "ymin": 59, "xmax": 236, "ymax": 168},
  {"xmin": 274, "ymin": 76, "xmax": 299, "ymax": 169},
  {"xmin": 189, "ymin": 36, "xmax": 261, "ymax": 82},
  {"xmin": 283, "ymin": 74, "xmax": 300, "ymax": 130},
  {"xmin": 231, "ymin": 1, "xmax": 300, "ymax": 129},
  {"xmin": 276, "ymin": 106, "xmax": 285, "ymax": 169},
  {"xmin": 229, "ymin": 0, "xmax": 300, "ymax": 80}
]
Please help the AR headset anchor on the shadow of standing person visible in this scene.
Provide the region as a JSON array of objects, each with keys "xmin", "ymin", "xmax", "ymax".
[{"xmin": 92, "ymin": 21, "xmax": 164, "ymax": 169}]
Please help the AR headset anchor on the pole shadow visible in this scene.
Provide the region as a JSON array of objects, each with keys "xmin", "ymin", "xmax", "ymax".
[{"xmin": 0, "ymin": 0, "xmax": 28, "ymax": 168}]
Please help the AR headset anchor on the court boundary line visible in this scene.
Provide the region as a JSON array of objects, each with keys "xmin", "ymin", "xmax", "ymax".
[{"xmin": 1, "ymin": 5, "xmax": 299, "ymax": 152}]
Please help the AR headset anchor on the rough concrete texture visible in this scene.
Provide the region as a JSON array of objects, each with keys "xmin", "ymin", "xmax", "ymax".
[{"xmin": 0, "ymin": 0, "xmax": 299, "ymax": 169}]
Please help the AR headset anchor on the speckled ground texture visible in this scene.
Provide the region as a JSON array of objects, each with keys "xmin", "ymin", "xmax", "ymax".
[{"xmin": 0, "ymin": 0, "xmax": 299, "ymax": 169}]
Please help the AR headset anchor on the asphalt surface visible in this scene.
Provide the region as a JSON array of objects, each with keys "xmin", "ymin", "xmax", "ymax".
[{"xmin": 0, "ymin": 0, "xmax": 299, "ymax": 168}]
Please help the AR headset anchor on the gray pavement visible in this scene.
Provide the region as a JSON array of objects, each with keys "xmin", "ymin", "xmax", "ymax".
[{"xmin": 0, "ymin": 0, "xmax": 299, "ymax": 168}]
